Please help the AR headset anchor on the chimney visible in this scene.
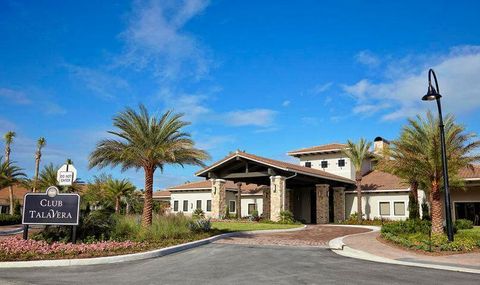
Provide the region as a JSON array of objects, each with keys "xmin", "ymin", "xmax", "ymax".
[{"xmin": 373, "ymin": 137, "xmax": 390, "ymax": 155}]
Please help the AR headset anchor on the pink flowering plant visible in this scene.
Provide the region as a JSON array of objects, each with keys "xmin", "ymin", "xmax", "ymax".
[{"xmin": 0, "ymin": 237, "xmax": 148, "ymax": 261}]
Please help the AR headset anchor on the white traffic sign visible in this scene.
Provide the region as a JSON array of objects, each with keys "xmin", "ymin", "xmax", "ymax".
[{"xmin": 57, "ymin": 164, "xmax": 77, "ymax": 186}]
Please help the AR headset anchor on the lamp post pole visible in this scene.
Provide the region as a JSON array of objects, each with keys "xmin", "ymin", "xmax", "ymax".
[{"xmin": 422, "ymin": 69, "xmax": 454, "ymax": 242}]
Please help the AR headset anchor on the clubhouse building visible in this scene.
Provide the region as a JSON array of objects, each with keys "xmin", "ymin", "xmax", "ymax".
[{"xmin": 154, "ymin": 137, "xmax": 480, "ymax": 225}]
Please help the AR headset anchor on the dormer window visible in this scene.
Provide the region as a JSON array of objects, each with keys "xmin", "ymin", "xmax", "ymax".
[
  {"xmin": 338, "ymin": 159, "xmax": 346, "ymax": 167},
  {"xmin": 305, "ymin": 162, "xmax": 312, "ymax": 168},
  {"xmin": 321, "ymin": 161, "xmax": 328, "ymax": 168}
]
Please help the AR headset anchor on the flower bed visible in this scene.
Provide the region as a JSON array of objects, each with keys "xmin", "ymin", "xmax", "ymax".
[{"xmin": 0, "ymin": 237, "xmax": 149, "ymax": 261}]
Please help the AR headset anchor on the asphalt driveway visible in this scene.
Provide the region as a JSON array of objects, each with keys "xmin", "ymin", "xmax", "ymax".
[{"xmin": 0, "ymin": 243, "xmax": 477, "ymax": 285}]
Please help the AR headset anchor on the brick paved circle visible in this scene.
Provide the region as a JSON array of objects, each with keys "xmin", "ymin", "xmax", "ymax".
[{"xmin": 215, "ymin": 225, "xmax": 370, "ymax": 247}]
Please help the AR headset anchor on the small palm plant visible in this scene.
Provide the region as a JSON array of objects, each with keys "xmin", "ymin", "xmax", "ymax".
[
  {"xmin": 343, "ymin": 138, "xmax": 372, "ymax": 223},
  {"xmin": 89, "ymin": 105, "xmax": 210, "ymax": 227},
  {"xmin": 33, "ymin": 137, "xmax": 46, "ymax": 193},
  {"xmin": 0, "ymin": 157, "xmax": 26, "ymax": 194},
  {"xmin": 105, "ymin": 178, "xmax": 136, "ymax": 214}
]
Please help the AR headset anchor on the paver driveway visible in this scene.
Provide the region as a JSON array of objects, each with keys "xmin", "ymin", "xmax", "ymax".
[{"xmin": 216, "ymin": 225, "xmax": 369, "ymax": 247}]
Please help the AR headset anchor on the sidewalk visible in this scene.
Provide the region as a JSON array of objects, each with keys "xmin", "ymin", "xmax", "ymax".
[{"xmin": 342, "ymin": 230, "xmax": 480, "ymax": 272}]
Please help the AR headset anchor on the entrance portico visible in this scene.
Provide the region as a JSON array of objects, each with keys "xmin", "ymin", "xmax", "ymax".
[{"xmin": 196, "ymin": 151, "xmax": 354, "ymax": 223}]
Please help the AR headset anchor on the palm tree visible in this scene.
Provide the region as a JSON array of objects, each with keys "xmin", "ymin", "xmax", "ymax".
[
  {"xmin": 396, "ymin": 111, "xmax": 479, "ymax": 233},
  {"xmin": 0, "ymin": 157, "xmax": 26, "ymax": 195},
  {"xmin": 105, "ymin": 178, "xmax": 136, "ymax": 214},
  {"xmin": 377, "ymin": 133, "xmax": 421, "ymax": 219},
  {"xmin": 28, "ymin": 163, "xmax": 82, "ymax": 193},
  {"xmin": 3, "ymin": 131, "xmax": 16, "ymax": 214},
  {"xmin": 343, "ymin": 138, "xmax": 372, "ymax": 222},
  {"xmin": 33, "ymin": 137, "xmax": 46, "ymax": 193},
  {"xmin": 89, "ymin": 104, "xmax": 210, "ymax": 227}
]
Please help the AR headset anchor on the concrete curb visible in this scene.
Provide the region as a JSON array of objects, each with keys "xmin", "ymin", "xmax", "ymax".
[
  {"xmin": 326, "ymin": 225, "xmax": 380, "ymax": 250},
  {"xmin": 327, "ymin": 225, "xmax": 480, "ymax": 274},
  {"xmin": 0, "ymin": 225, "xmax": 306, "ymax": 268}
]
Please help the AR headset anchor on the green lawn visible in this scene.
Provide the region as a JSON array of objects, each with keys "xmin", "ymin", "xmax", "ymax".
[{"xmin": 212, "ymin": 221, "xmax": 303, "ymax": 232}]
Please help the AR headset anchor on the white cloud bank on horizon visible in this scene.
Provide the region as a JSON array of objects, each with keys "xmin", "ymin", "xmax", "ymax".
[{"xmin": 344, "ymin": 46, "xmax": 480, "ymax": 120}]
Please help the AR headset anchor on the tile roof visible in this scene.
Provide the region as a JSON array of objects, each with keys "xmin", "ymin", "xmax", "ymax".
[
  {"xmin": 196, "ymin": 151, "xmax": 355, "ymax": 184},
  {"xmin": 458, "ymin": 164, "xmax": 480, "ymax": 179},
  {"xmin": 0, "ymin": 184, "xmax": 31, "ymax": 205},
  {"xmin": 361, "ymin": 170, "xmax": 408, "ymax": 190},
  {"xmin": 152, "ymin": 190, "xmax": 171, "ymax": 198},
  {"xmin": 287, "ymin": 143, "xmax": 347, "ymax": 156}
]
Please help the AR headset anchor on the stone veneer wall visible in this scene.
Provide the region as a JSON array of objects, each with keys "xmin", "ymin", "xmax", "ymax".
[
  {"xmin": 263, "ymin": 187, "xmax": 271, "ymax": 220},
  {"xmin": 211, "ymin": 179, "xmax": 226, "ymax": 219},
  {"xmin": 333, "ymin": 187, "xmax": 346, "ymax": 222},
  {"xmin": 316, "ymin": 184, "xmax": 329, "ymax": 224},
  {"xmin": 270, "ymin": 176, "xmax": 286, "ymax": 222}
]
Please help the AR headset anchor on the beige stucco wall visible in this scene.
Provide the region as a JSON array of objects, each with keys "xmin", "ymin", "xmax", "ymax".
[
  {"xmin": 445, "ymin": 185, "xmax": 480, "ymax": 221},
  {"xmin": 345, "ymin": 190, "xmax": 427, "ymax": 221},
  {"xmin": 297, "ymin": 153, "xmax": 372, "ymax": 180},
  {"xmin": 240, "ymin": 195, "xmax": 263, "ymax": 217}
]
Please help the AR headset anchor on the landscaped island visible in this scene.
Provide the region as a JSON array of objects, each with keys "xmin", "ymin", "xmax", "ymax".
[{"xmin": 0, "ymin": 213, "xmax": 303, "ymax": 262}]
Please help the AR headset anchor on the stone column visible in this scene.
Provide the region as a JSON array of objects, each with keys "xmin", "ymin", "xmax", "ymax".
[
  {"xmin": 270, "ymin": 176, "xmax": 286, "ymax": 222},
  {"xmin": 211, "ymin": 179, "xmax": 226, "ymax": 219},
  {"xmin": 236, "ymin": 183, "xmax": 242, "ymax": 219},
  {"xmin": 262, "ymin": 187, "xmax": 271, "ymax": 220},
  {"xmin": 315, "ymin": 184, "xmax": 330, "ymax": 224},
  {"xmin": 332, "ymin": 187, "xmax": 346, "ymax": 223}
]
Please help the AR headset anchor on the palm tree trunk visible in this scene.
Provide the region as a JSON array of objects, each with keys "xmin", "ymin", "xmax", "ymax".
[
  {"xmin": 126, "ymin": 201, "xmax": 130, "ymax": 215},
  {"xmin": 356, "ymin": 173, "xmax": 363, "ymax": 223},
  {"xmin": 408, "ymin": 181, "xmax": 420, "ymax": 219},
  {"xmin": 430, "ymin": 181, "xmax": 443, "ymax": 234},
  {"xmin": 33, "ymin": 156, "xmax": 40, "ymax": 193},
  {"xmin": 141, "ymin": 167, "xmax": 154, "ymax": 228},
  {"xmin": 5, "ymin": 148, "xmax": 14, "ymax": 215},
  {"xmin": 115, "ymin": 197, "xmax": 120, "ymax": 214}
]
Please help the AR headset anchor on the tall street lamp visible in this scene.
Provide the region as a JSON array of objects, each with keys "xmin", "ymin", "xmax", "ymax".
[{"xmin": 422, "ymin": 69, "xmax": 454, "ymax": 242}]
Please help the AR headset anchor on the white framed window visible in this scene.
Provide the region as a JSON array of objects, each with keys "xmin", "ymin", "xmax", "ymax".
[
  {"xmin": 321, "ymin": 161, "xmax": 328, "ymax": 168},
  {"xmin": 248, "ymin": 203, "xmax": 256, "ymax": 215},
  {"xmin": 229, "ymin": 200, "xmax": 236, "ymax": 213},
  {"xmin": 206, "ymin": 200, "xmax": 212, "ymax": 212},
  {"xmin": 183, "ymin": 200, "xmax": 188, "ymax": 212},
  {"xmin": 196, "ymin": 200, "xmax": 202, "ymax": 210},
  {"xmin": 394, "ymin": 202, "xmax": 406, "ymax": 216},
  {"xmin": 338, "ymin": 159, "xmax": 346, "ymax": 167},
  {"xmin": 305, "ymin": 162, "xmax": 312, "ymax": 168},
  {"xmin": 379, "ymin": 202, "xmax": 390, "ymax": 216},
  {"xmin": 173, "ymin": 200, "xmax": 179, "ymax": 212}
]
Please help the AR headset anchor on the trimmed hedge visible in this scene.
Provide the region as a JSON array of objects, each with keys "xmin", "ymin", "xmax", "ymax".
[
  {"xmin": 455, "ymin": 219, "xmax": 473, "ymax": 230},
  {"xmin": 0, "ymin": 214, "xmax": 22, "ymax": 226}
]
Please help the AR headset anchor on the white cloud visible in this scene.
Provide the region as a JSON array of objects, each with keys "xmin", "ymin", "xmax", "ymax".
[
  {"xmin": 195, "ymin": 135, "xmax": 235, "ymax": 150},
  {"xmin": 344, "ymin": 46, "xmax": 480, "ymax": 120},
  {"xmin": 224, "ymin": 109, "xmax": 277, "ymax": 127},
  {"xmin": 0, "ymin": 88, "xmax": 31, "ymax": 104},
  {"xmin": 119, "ymin": 0, "xmax": 211, "ymax": 81},
  {"xmin": 156, "ymin": 87, "xmax": 212, "ymax": 122},
  {"xmin": 282, "ymin": 100, "xmax": 290, "ymax": 107},
  {"xmin": 66, "ymin": 65, "xmax": 130, "ymax": 100},
  {"xmin": 355, "ymin": 50, "xmax": 380, "ymax": 67},
  {"xmin": 311, "ymin": 82, "xmax": 333, "ymax": 94}
]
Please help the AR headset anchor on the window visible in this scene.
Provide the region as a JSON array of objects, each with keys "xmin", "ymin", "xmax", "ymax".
[
  {"xmin": 206, "ymin": 200, "xmax": 212, "ymax": 212},
  {"xmin": 229, "ymin": 200, "xmax": 236, "ymax": 213},
  {"xmin": 338, "ymin": 159, "xmax": 345, "ymax": 167},
  {"xmin": 173, "ymin": 201, "xmax": 179, "ymax": 212},
  {"xmin": 394, "ymin": 202, "xmax": 406, "ymax": 216},
  {"xmin": 196, "ymin": 200, "xmax": 202, "ymax": 210},
  {"xmin": 183, "ymin": 200, "xmax": 188, "ymax": 212},
  {"xmin": 321, "ymin": 161, "xmax": 328, "ymax": 168},
  {"xmin": 305, "ymin": 162, "xmax": 312, "ymax": 168},
  {"xmin": 248, "ymin": 203, "xmax": 256, "ymax": 215},
  {"xmin": 379, "ymin": 202, "xmax": 390, "ymax": 216}
]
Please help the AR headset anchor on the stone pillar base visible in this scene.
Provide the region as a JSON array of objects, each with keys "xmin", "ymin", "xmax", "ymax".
[
  {"xmin": 316, "ymin": 184, "xmax": 329, "ymax": 224},
  {"xmin": 333, "ymin": 187, "xmax": 346, "ymax": 223}
]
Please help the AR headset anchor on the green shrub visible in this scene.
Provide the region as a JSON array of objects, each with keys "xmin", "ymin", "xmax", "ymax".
[
  {"xmin": 408, "ymin": 194, "xmax": 420, "ymax": 220},
  {"xmin": 421, "ymin": 200, "xmax": 430, "ymax": 221},
  {"xmin": 279, "ymin": 210, "xmax": 295, "ymax": 224},
  {"xmin": 249, "ymin": 210, "xmax": 260, "ymax": 222},
  {"xmin": 188, "ymin": 219, "xmax": 211, "ymax": 232},
  {"xmin": 381, "ymin": 219, "xmax": 431, "ymax": 236},
  {"xmin": 440, "ymin": 236, "xmax": 477, "ymax": 251},
  {"xmin": 13, "ymin": 200, "xmax": 21, "ymax": 216},
  {"xmin": 78, "ymin": 209, "xmax": 117, "ymax": 241},
  {"xmin": 0, "ymin": 214, "xmax": 21, "ymax": 226},
  {"xmin": 192, "ymin": 208, "xmax": 205, "ymax": 220},
  {"xmin": 455, "ymin": 219, "xmax": 473, "ymax": 230}
]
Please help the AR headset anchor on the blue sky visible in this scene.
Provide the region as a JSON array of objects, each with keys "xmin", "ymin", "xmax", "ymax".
[{"xmin": 1, "ymin": 0, "xmax": 480, "ymax": 190}]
